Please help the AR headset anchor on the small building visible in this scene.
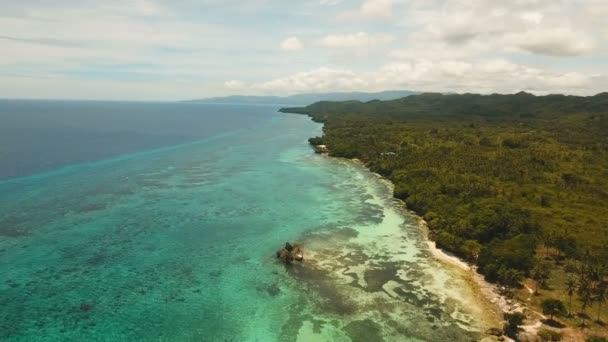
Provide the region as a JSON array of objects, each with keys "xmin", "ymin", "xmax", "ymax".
[{"xmin": 314, "ymin": 145, "xmax": 329, "ymax": 154}]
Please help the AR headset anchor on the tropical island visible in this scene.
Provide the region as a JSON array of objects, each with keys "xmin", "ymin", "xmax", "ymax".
[{"xmin": 281, "ymin": 92, "xmax": 608, "ymax": 341}]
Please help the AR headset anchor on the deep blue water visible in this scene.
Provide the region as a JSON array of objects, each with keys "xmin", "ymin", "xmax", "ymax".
[
  {"xmin": 0, "ymin": 101, "xmax": 495, "ymax": 341},
  {"xmin": 0, "ymin": 100, "xmax": 269, "ymax": 180}
]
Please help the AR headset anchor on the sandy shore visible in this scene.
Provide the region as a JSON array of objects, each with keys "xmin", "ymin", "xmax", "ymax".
[
  {"xmin": 422, "ymin": 221, "xmax": 513, "ymax": 316},
  {"xmin": 421, "ymin": 219, "xmax": 548, "ymax": 342}
]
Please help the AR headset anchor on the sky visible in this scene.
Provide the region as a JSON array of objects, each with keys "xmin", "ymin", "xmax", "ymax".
[{"xmin": 0, "ymin": 0, "xmax": 607, "ymax": 100}]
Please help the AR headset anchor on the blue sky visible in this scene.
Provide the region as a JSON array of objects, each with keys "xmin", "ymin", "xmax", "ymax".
[{"xmin": 0, "ymin": 0, "xmax": 606, "ymax": 100}]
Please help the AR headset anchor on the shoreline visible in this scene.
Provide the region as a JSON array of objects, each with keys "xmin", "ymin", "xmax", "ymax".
[
  {"xmin": 349, "ymin": 157, "xmax": 511, "ymax": 308},
  {"xmin": 345, "ymin": 155, "xmax": 549, "ymax": 341},
  {"xmin": 420, "ymin": 219, "xmax": 513, "ymax": 314},
  {"xmin": 282, "ymin": 105, "xmax": 594, "ymax": 341},
  {"xmin": 295, "ymin": 111, "xmax": 544, "ymax": 339},
  {"xmin": 338, "ymin": 155, "xmax": 518, "ymax": 333},
  {"xmin": 292, "ymin": 154, "xmax": 510, "ymax": 341}
]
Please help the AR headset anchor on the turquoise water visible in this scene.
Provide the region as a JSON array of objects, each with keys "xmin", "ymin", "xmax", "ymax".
[{"xmin": 0, "ymin": 103, "xmax": 497, "ymax": 341}]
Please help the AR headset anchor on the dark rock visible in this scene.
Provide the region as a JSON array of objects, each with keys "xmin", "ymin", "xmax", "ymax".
[{"xmin": 276, "ymin": 242, "xmax": 303, "ymax": 264}]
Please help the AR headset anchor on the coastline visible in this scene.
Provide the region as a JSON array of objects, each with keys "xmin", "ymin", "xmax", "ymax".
[
  {"xmin": 351, "ymin": 157, "xmax": 510, "ymax": 310},
  {"xmin": 421, "ymin": 219, "xmax": 512, "ymax": 314},
  {"xmin": 280, "ymin": 97, "xmax": 608, "ymax": 341},
  {"xmin": 288, "ymin": 109, "xmax": 541, "ymax": 339},
  {"xmin": 343, "ymin": 155, "xmax": 551, "ymax": 341},
  {"xmin": 338, "ymin": 156, "xmax": 513, "ymax": 332},
  {"xmin": 288, "ymin": 153, "xmax": 509, "ymax": 341}
]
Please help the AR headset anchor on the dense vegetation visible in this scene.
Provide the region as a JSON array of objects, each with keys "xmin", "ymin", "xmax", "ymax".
[{"xmin": 281, "ymin": 92, "xmax": 608, "ymax": 288}]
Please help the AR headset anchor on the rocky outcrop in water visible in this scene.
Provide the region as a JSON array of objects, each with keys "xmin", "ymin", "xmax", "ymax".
[{"xmin": 276, "ymin": 242, "xmax": 304, "ymax": 264}]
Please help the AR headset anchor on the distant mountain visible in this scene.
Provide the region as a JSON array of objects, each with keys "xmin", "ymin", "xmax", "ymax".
[{"xmin": 183, "ymin": 90, "xmax": 419, "ymax": 105}]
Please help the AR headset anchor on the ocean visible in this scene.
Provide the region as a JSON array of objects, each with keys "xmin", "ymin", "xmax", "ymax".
[{"xmin": 0, "ymin": 101, "xmax": 497, "ymax": 341}]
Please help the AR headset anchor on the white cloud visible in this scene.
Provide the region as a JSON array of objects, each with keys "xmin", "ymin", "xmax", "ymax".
[
  {"xmin": 280, "ymin": 36, "xmax": 303, "ymax": 51},
  {"xmin": 227, "ymin": 58, "xmax": 602, "ymax": 96},
  {"xmin": 319, "ymin": 0, "xmax": 342, "ymax": 5},
  {"xmin": 259, "ymin": 68, "xmax": 367, "ymax": 93},
  {"xmin": 360, "ymin": 0, "xmax": 392, "ymax": 19},
  {"xmin": 224, "ymin": 80, "xmax": 245, "ymax": 90},
  {"xmin": 338, "ymin": 0, "xmax": 392, "ymax": 20},
  {"xmin": 505, "ymin": 28, "xmax": 595, "ymax": 56},
  {"xmin": 232, "ymin": 68, "xmax": 367, "ymax": 94},
  {"xmin": 403, "ymin": 0, "xmax": 601, "ymax": 57},
  {"xmin": 319, "ymin": 32, "xmax": 394, "ymax": 49},
  {"xmin": 478, "ymin": 59, "xmax": 519, "ymax": 74},
  {"xmin": 1, "ymin": 0, "xmax": 607, "ymax": 99},
  {"xmin": 438, "ymin": 60, "xmax": 472, "ymax": 77},
  {"xmin": 520, "ymin": 11, "xmax": 543, "ymax": 24}
]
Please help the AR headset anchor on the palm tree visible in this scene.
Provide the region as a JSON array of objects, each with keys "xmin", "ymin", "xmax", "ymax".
[
  {"xmin": 500, "ymin": 268, "xmax": 523, "ymax": 295},
  {"xmin": 532, "ymin": 258, "xmax": 551, "ymax": 295},
  {"xmin": 578, "ymin": 277, "xmax": 594, "ymax": 327},
  {"xmin": 566, "ymin": 277, "xmax": 577, "ymax": 317},
  {"xmin": 595, "ymin": 282, "xmax": 607, "ymax": 322},
  {"xmin": 542, "ymin": 231, "xmax": 555, "ymax": 258},
  {"xmin": 532, "ymin": 265, "xmax": 542, "ymax": 295}
]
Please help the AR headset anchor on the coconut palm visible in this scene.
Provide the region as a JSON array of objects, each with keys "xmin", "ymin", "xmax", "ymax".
[
  {"xmin": 595, "ymin": 281, "xmax": 607, "ymax": 322},
  {"xmin": 578, "ymin": 277, "xmax": 594, "ymax": 327},
  {"xmin": 566, "ymin": 277, "xmax": 577, "ymax": 317},
  {"xmin": 532, "ymin": 258, "xmax": 551, "ymax": 295}
]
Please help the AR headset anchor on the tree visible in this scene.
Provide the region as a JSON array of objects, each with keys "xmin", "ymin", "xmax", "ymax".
[
  {"xmin": 542, "ymin": 299, "xmax": 567, "ymax": 321},
  {"xmin": 462, "ymin": 239, "xmax": 482, "ymax": 260},
  {"xmin": 503, "ymin": 312, "xmax": 526, "ymax": 339},
  {"xmin": 307, "ymin": 136, "xmax": 324, "ymax": 145},
  {"xmin": 553, "ymin": 233, "xmax": 577, "ymax": 260},
  {"xmin": 578, "ymin": 277, "xmax": 594, "ymax": 327},
  {"xmin": 478, "ymin": 234, "xmax": 535, "ymax": 284},
  {"xmin": 541, "ymin": 231, "xmax": 556, "ymax": 258},
  {"xmin": 497, "ymin": 267, "xmax": 524, "ymax": 293},
  {"xmin": 595, "ymin": 281, "xmax": 607, "ymax": 322},
  {"xmin": 532, "ymin": 257, "xmax": 552, "ymax": 294},
  {"xmin": 566, "ymin": 277, "xmax": 577, "ymax": 317}
]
